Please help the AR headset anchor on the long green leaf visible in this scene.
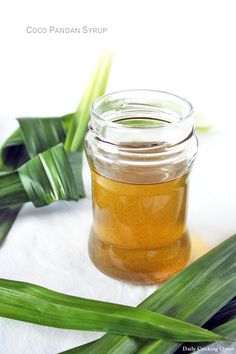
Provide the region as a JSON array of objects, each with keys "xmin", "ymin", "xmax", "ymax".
[
  {"xmin": 62, "ymin": 300, "xmax": 236, "ymax": 354},
  {"xmin": 64, "ymin": 234, "xmax": 236, "ymax": 354},
  {"xmin": 65, "ymin": 49, "xmax": 113, "ymax": 152},
  {"xmin": 0, "ymin": 278, "xmax": 226, "ymax": 343}
]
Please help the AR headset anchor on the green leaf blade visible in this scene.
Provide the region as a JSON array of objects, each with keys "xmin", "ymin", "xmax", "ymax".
[
  {"xmin": 67, "ymin": 234, "xmax": 236, "ymax": 354},
  {"xmin": 0, "ymin": 278, "xmax": 224, "ymax": 343},
  {"xmin": 67, "ymin": 151, "xmax": 85, "ymax": 198},
  {"xmin": 65, "ymin": 49, "xmax": 113, "ymax": 152},
  {"xmin": 18, "ymin": 117, "xmax": 66, "ymax": 158}
]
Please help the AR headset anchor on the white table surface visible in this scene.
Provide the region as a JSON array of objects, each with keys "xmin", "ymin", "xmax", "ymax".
[{"xmin": 0, "ymin": 1, "xmax": 236, "ymax": 353}]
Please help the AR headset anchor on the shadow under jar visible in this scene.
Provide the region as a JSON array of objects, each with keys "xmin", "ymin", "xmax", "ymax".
[{"xmin": 85, "ymin": 90, "xmax": 198, "ymax": 284}]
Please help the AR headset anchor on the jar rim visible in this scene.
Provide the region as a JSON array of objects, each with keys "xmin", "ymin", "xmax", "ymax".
[
  {"xmin": 91, "ymin": 89, "xmax": 193, "ymax": 130},
  {"xmin": 90, "ymin": 89, "xmax": 194, "ymax": 147}
]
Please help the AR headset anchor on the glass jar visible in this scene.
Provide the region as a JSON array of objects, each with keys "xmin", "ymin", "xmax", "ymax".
[{"xmin": 85, "ymin": 90, "xmax": 198, "ymax": 284}]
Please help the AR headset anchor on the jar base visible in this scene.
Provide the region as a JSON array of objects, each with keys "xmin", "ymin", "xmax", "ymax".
[{"xmin": 89, "ymin": 231, "xmax": 191, "ymax": 285}]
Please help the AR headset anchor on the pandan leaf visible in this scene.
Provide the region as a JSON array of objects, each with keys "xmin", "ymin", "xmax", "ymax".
[
  {"xmin": 0, "ymin": 278, "xmax": 226, "ymax": 343},
  {"xmin": 0, "ymin": 144, "xmax": 79, "ymax": 209},
  {"xmin": 0, "ymin": 50, "xmax": 112, "ymax": 243},
  {"xmin": 0, "ymin": 120, "xmax": 69, "ymax": 244},
  {"xmin": 0, "ymin": 129, "xmax": 29, "ymax": 245},
  {"xmin": 0, "ymin": 128, "xmax": 28, "ymax": 170},
  {"xmin": 19, "ymin": 144, "xmax": 79, "ymax": 207},
  {"xmin": 63, "ymin": 301, "xmax": 236, "ymax": 354},
  {"xmin": 18, "ymin": 117, "xmax": 66, "ymax": 158},
  {"xmin": 67, "ymin": 151, "xmax": 85, "ymax": 198},
  {"xmin": 65, "ymin": 49, "xmax": 113, "ymax": 152},
  {"xmin": 63, "ymin": 234, "xmax": 236, "ymax": 354},
  {"xmin": 0, "ymin": 171, "xmax": 28, "ymax": 208}
]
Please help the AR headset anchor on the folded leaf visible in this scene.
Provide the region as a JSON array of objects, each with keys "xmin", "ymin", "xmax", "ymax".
[
  {"xmin": 1, "ymin": 117, "xmax": 85, "ymax": 199},
  {"xmin": 0, "ymin": 117, "xmax": 81, "ymax": 244},
  {"xmin": 18, "ymin": 117, "xmax": 66, "ymax": 158},
  {"xmin": 0, "ymin": 128, "xmax": 28, "ymax": 170},
  {"xmin": 0, "ymin": 278, "xmax": 225, "ymax": 343},
  {"xmin": 1, "ymin": 117, "xmax": 67, "ymax": 168},
  {"xmin": 0, "ymin": 171, "xmax": 28, "ymax": 208},
  {"xmin": 19, "ymin": 144, "xmax": 79, "ymax": 207},
  {"xmin": 0, "ymin": 144, "xmax": 79, "ymax": 209}
]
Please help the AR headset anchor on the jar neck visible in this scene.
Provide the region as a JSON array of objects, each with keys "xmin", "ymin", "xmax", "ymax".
[{"xmin": 85, "ymin": 90, "xmax": 198, "ymax": 184}]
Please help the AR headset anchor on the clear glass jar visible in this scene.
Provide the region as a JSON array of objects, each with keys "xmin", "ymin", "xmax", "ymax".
[{"xmin": 85, "ymin": 90, "xmax": 198, "ymax": 284}]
